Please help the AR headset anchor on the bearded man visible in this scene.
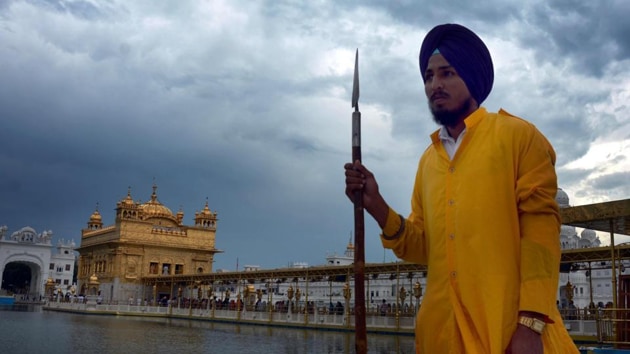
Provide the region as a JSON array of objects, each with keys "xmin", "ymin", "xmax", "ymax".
[{"xmin": 344, "ymin": 23, "xmax": 579, "ymax": 353}]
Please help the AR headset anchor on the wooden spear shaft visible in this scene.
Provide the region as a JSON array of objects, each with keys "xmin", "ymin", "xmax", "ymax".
[{"xmin": 351, "ymin": 48, "xmax": 367, "ymax": 354}]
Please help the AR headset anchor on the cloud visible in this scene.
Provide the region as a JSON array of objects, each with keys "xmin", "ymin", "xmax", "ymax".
[{"xmin": 1, "ymin": 0, "xmax": 628, "ymax": 271}]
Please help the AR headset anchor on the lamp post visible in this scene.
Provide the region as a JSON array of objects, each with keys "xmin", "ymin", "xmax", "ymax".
[
  {"xmin": 343, "ymin": 282, "xmax": 351, "ymax": 327},
  {"xmin": 566, "ymin": 281, "xmax": 574, "ymax": 303},
  {"xmin": 237, "ymin": 291, "xmax": 242, "ymax": 311},
  {"xmin": 208, "ymin": 287, "xmax": 215, "ymax": 317},
  {"xmin": 287, "ymin": 285, "xmax": 294, "ymax": 316},
  {"xmin": 413, "ymin": 280, "xmax": 423, "ymax": 314},
  {"xmin": 295, "ymin": 288, "xmax": 302, "ymax": 314},
  {"xmin": 328, "ymin": 278, "xmax": 333, "ymax": 313},
  {"xmin": 399, "ymin": 286, "xmax": 407, "ymax": 315}
]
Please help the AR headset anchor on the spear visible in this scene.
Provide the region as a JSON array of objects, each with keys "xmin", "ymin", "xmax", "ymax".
[{"xmin": 351, "ymin": 48, "xmax": 367, "ymax": 354}]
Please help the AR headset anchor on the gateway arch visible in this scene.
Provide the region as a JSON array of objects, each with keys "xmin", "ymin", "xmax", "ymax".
[{"xmin": 0, "ymin": 226, "xmax": 76, "ymax": 299}]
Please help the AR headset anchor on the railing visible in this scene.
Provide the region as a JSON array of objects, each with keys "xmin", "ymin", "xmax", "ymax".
[
  {"xmin": 558, "ymin": 306, "xmax": 630, "ymax": 347},
  {"xmin": 43, "ymin": 300, "xmax": 416, "ymax": 335},
  {"xmin": 45, "ymin": 299, "xmax": 630, "ymax": 347}
]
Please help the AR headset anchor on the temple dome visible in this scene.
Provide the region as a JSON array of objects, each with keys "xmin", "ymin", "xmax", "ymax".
[
  {"xmin": 560, "ymin": 225, "xmax": 576, "ymax": 238},
  {"xmin": 556, "ymin": 188, "xmax": 570, "ymax": 208},
  {"xmin": 89, "ymin": 209, "xmax": 102, "ymax": 222},
  {"xmin": 140, "ymin": 200, "xmax": 174, "ymax": 218},
  {"xmin": 121, "ymin": 192, "xmax": 134, "ymax": 206},
  {"xmin": 581, "ymin": 229, "xmax": 596, "ymax": 241},
  {"xmin": 139, "ymin": 184, "xmax": 177, "ymax": 223}
]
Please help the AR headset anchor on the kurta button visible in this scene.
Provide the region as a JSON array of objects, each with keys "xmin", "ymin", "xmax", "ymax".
[
  {"xmin": 451, "ymin": 271, "xmax": 457, "ymax": 278},
  {"xmin": 449, "ymin": 167, "xmax": 455, "ymax": 173},
  {"xmin": 448, "ymin": 199, "xmax": 455, "ymax": 206},
  {"xmin": 449, "ymin": 234, "xmax": 455, "ymax": 240}
]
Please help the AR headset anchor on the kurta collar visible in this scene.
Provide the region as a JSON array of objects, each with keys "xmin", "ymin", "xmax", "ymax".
[{"xmin": 430, "ymin": 107, "xmax": 488, "ymax": 145}]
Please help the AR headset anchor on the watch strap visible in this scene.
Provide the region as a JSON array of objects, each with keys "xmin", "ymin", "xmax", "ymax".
[{"xmin": 518, "ymin": 315, "xmax": 546, "ymax": 334}]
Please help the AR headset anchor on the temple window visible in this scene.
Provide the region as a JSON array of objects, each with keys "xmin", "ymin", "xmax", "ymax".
[
  {"xmin": 175, "ymin": 264, "xmax": 184, "ymax": 275},
  {"xmin": 162, "ymin": 264, "xmax": 171, "ymax": 275},
  {"xmin": 150, "ymin": 262, "xmax": 159, "ymax": 274}
]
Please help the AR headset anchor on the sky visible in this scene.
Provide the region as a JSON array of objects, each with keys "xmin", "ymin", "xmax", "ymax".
[{"xmin": 1, "ymin": 0, "xmax": 629, "ymax": 271}]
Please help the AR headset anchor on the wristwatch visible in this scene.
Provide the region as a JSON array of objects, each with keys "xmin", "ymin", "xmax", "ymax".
[{"xmin": 517, "ymin": 316, "xmax": 546, "ymax": 334}]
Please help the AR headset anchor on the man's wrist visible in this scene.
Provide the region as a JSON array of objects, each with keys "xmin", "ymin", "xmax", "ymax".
[{"xmin": 517, "ymin": 315, "xmax": 546, "ymax": 334}]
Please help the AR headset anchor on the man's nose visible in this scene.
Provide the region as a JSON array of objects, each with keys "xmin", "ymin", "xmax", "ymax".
[{"xmin": 431, "ymin": 76, "xmax": 444, "ymax": 90}]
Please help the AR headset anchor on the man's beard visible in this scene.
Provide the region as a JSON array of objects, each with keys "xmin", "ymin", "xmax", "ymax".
[{"xmin": 430, "ymin": 96, "xmax": 474, "ymax": 127}]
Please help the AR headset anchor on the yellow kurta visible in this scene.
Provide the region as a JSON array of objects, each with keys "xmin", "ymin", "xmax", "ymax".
[{"xmin": 381, "ymin": 108, "xmax": 579, "ymax": 353}]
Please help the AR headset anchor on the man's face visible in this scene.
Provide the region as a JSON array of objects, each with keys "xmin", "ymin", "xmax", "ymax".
[{"xmin": 423, "ymin": 54, "xmax": 477, "ymax": 127}]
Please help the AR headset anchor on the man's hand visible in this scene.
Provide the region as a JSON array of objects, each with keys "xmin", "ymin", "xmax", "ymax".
[
  {"xmin": 344, "ymin": 161, "xmax": 389, "ymax": 228},
  {"xmin": 505, "ymin": 325, "xmax": 543, "ymax": 354}
]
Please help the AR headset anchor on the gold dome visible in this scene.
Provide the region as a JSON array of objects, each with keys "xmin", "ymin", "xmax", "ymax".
[
  {"xmin": 89, "ymin": 209, "xmax": 102, "ymax": 222},
  {"xmin": 200, "ymin": 201, "xmax": 212, "ymax": 216},
  {"xmin": 140, "ymin": 200, "xmax": 174, "ymax": 218},
  {"xmin": 139, "ymin": 184, "xmax": 176, "ymax": 221},
  {"xmin": 118, "ymin": 187, "xmax": 135, "ymax": 206},
  {"xmin": 122, "ymin": 195, "xmax": 134, "ymax": 205},
  {"xmin": 89, "ymin": 274, "xmax": 99, "ymax": 282}
]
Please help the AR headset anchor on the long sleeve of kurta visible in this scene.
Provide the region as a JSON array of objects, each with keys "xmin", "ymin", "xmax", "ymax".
[{"xmin": 380, "ymin": 108, "xmax": 578, "ymax": 353}]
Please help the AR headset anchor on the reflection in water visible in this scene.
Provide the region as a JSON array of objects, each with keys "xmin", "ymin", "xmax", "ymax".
[{"xmin": 0, "ymin": 307, "xmax": 415, "ymax": 353}]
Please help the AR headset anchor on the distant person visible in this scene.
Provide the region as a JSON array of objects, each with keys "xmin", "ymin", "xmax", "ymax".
[
  {"xmin": 380, "ymin": 299, "xmax": 387, "ymax": 316},
  {"xmin": 344, "ymin": 23, "xmax": 578, "ymax": 353},
  {"xmin": 567, "ymin": 301, "xmax": 578, "ymax": 320},
  {"xmin": 335, "ymin": 301, "xmax": 344, "ymax": 315}
]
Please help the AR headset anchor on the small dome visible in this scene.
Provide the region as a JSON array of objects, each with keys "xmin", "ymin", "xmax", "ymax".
[
  {"xmin": 89, "ymin": 274, "xmax": 99, "ymax": 282},
  {"xmin": 581, "ymin": 229, "xmax": 596, "ymax": 241},
  {"xmin": 121, "ymin": 192, "xmax": 134, "ymax": 205},
  {"xmin": 195, "ymin": 200, "xmax": 216, "ymax": 220},
  {"xmin": 89, "ymin": 210, "xmax": 102, "ymax": 222},
  {"xmin": 560, "ymin": 225, "xmax": 576, "ymax": 238},
  {"xmin": 200, "ymin": 201, "xmax": 213, "ymax": 216},
  {"xmin": 556, "ymin": 188, "xmax": 570, "ymax": 208}
]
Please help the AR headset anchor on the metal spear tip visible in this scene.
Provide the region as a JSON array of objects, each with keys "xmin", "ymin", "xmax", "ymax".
[{"xmin": 352, "ymin": 49, "xmax": 359, "ymax": 110}]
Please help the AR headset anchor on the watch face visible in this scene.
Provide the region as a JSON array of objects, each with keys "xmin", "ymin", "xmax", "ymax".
[{"xmin": 532, "ymin": 320, "xmax": 545, "ymax": 332}]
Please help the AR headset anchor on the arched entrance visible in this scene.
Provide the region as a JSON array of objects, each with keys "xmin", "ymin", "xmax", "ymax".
[
  {"xmin": 1, "ymin": 260, "xmax": 43, "ymax": 300},
  {"xmin": 2, "ymin": 262, "xmax": 32, "ymax": 295}
]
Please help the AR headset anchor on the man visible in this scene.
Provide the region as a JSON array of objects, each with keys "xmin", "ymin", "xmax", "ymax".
[{"xmin": 344, "ymin": 24, "xmax": 578, "ymax": 353}]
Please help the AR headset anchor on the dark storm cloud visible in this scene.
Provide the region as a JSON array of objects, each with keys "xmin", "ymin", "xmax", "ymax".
[
  {"xmin": 590, "ymin": 171, "xmax": 630, "ymax": 191},
  {"xmin": 519, "ymin": 1, "xmax": 630, "ymax": 77},
  {"xmin": 1, "ymin": 0, "xmax": 628, "ymax": 269}
]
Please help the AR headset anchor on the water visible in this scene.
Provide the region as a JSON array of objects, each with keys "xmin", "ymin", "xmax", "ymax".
[{"xmin": 0, "ymin": 305, "xmax": 415, "ymax": 353}]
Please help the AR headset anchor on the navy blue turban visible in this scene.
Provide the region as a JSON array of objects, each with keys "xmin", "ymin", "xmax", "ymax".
[{"xmin": 419, "ymin": 23, "xmax": 494, "ymax": 105}]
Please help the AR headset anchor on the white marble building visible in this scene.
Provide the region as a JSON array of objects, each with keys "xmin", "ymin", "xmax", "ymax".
[
  {"xmin": 555, "ymin": 188, "xmax": 618, "ymax": 311},
  {"xmin": 0, "ymin": 225, "xmax": 76, "ymax": 299}
]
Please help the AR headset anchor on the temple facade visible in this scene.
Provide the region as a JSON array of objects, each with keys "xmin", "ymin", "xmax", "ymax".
[{"xmin": 77, "ymin": 184, "xmax": 220, "ymax": 303}]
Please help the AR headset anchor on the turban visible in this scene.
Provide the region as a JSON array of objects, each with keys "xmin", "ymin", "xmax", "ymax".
[{"xmin": 419, "ymin": 23, "xmax": 494, "ymax": 105}]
